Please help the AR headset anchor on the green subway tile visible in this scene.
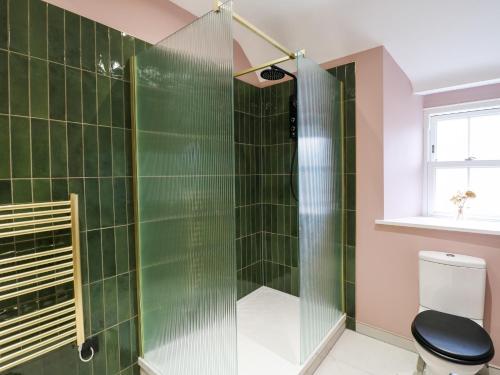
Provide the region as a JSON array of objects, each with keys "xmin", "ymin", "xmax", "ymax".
[
  {"xmin": 97, "ymin": 75, "xmax": 111, "ymax": 125},
  {"xmin": 346, "ymin": 63, "xmax": 355, "ymax": 100},
  {"xmin": 47, "ymin": 4, "xmax": 64, "ymax": 63},
  {"xmin": 346, "ymin": 99, "xmax": 355, "ymax": 138},
  {"xmin": 83, "ymin": 124, "xmax": 98, "ymax": 177},
  {"xmin": 115, "ymin": 226, "xmax": 129, "ymax": 274},
  {"xmin": 81, "ymin": 18, "xmax": 95, "ymax": 72},
  {"xmin": 66, "ymin": 67, "xmax": 82, "ymax": 122},
  {"xmin": 0, "ymin": 0, "xmax": 7, "ymax": 49},
  {"xmin": 346, "ymin": 210, "xmax": 356, "ymax": 246},
  {"xmin": 127, "ymin": 225, "xmax": 135, "ymax": 270},
  {"xmin": 67, "ymin": 122, "xmax": 83, "ymax": 177},
  {"xmin": 0, "ymin": 180, "xmax": 11, "ymax": 204},
  {"xmin": 129, "ymin": 272, "xmax": 137, "ymax": 316},
  {"xmin": 12, "ymin": 179, "xmax": 31, "ymax": 203},
  {"xmin": 109, "ymin": 29, "xmax": 123, "ymax": 78},
  {"xmin": 111, "ymin": 78, "xmax": 124, "ymax": 127},
  {"xmin": 51, "ymin": 177, "xmax": 67, "ymax": 200},
  {"xmin": 119, "ymin": 320, "xmax": 132, "ymax": 370},
  {"xmin": 30, "ymin": 58, "xmax": 48, "ymax": 119},
  {"xmin": 123, "ymin": 35, "xmax": 135, "ymax": 81},
  {"xmin": 346, "ymin": 245, "xmax": 355, "ymax": 283},
  {"xmin": 84, "ymin": 178, "xmax": 100, "ymax": 229},
  {"xmin": 95, "ymin": 24, "xmax": 109, "ymax": 75},
  {"xmin": 346, "ymin": 281, "xmax": 355, "ymax": 317},
  {"xmin": 104, "ymin": 276, "xmax": 118, "ymax": 327},
  {"xmin": 68, "ymin": 178, "xmax": 86, "ymax": 227},
  {"xmin": 49, "ymin": 120, "xmax": 67, "ymax": 177},
  {"xmin": 130, "ymin": 318, "xmax": 138, "ymax": 361},
  {"xmin": 11, "ymin": 116, "xmax": 31, "ymax": 178},
  {"xmin": 9, "ymin": 53, "xmax": 29, "ymax": 116},
  {"xmin": 89, "ymin": 280, "xmax": 104, "ymax": 334},
  {"xmin": 91, "ymin": 332, "xmax": 106, "ymax": 374},
  {"xmin": 82, "ymin": 71, "xmax": 97, "ymax": 124},
  {"xmin": 346, "ymin": 173, "xmax": 355, "ymax": 211},
  {"xmin": 105, "ymin": 326, "xmax": 120, "ymax": 374},
  {"xmin": 345, "ymin": 137, "xmax": 356, "ymax": 173},
  {"xmin": 346, "ymin": 316, "xmax": 356, "ymax": 331},
  {"xmin": 113, "ymin": 177, "xmax": 126, "ymax": 225},
  {"xmin": 124, "ymin": 82, "xmax": 131, "ymax": 129},
  {"xmin": 98, "ymin": 126, "xmax": 112, "ymax": 176},
  {"xmin": 102, "ymin": 227, "xmax": 116, "ymax": 277},
  {"xmin": 87, "ymin": 229, "xmax": 102, "ymax": 282},
  {"xmin": 112, "ymin": 128, "xmax": 125, "ymax": 176},
  {"xmin": 117, "ymin": 273, "xmax": 131, "ymax": 322},
  {"xmin": 99, "ymin": 178, "xmax": 114, "ymax": 227},
  {"xmin": 8, "ymin": 0, "xmax": 28, "ymax": 53},
  {"xmin": 0, "ymin": 115, "xmax": 9, "ymax": 178},
  {"xmin": 64, "ymin": 11, "xmax": 80, "ymax": 68},
  {"xmin": 33, "ymin": 178, "xmax": 50, "ymax": 202},
  {"xmin": 31, "ymin": 118, "xmax": 50, "ymax": 178},
  {"xmin": 49, "ymin": 62, "xmax": 66, "ymax": 120},
  {"xmin": 29, "ymin": 0, "xmax": 47, "ymax": 59},
  {"xmin": 0, "ymin": 50, "xmax": 7, "ymax": 114}
]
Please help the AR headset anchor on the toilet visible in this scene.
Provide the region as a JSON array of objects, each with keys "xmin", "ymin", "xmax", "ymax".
[{"xmin": 412, "ymin": 251, "xmax": 495, "ymax": 375}]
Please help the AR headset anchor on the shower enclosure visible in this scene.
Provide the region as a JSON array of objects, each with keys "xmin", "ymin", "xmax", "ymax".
[{"xmin": 131, "ymin": 2, "xmax": 344, "ymax": 374}]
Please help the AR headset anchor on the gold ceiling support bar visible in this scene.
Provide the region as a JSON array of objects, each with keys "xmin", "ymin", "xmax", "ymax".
[
  {"xmin": 214, "ymin": 0, "xmax": 302, "ymax": 77},
  {"xmin": 0, "ymin": 195, "xmax": 86, "ymax": 371},
  {"xmin": 234, "ymin": 55, "xmax": 292, "ymax": 78}
]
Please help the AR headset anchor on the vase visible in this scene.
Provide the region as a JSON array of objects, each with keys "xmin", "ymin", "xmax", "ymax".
[{"xmin": 456, "ymin": 206, "xmax": 464, "ymax": 220}]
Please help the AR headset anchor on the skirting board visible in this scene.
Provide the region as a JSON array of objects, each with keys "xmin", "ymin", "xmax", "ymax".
[{"xmin": 356, "ymin": 321, "xmax": 500, "ymax": 375}]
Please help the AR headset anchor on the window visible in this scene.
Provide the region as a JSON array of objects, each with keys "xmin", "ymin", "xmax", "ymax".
[{"xmin": 424, "ymin": 100, "xmax": 500, "ymax": 220}]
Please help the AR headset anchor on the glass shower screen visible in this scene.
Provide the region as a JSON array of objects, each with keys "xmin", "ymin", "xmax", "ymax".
[
  {"xmin": 297, "ymin": 56, "xmax": 344, "ymax": 363},
  {"xmin": 132, "ymin": 2, "xmax": 237, "ymax": 374}
]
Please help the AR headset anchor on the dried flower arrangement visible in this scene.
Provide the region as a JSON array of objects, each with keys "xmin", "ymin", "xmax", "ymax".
[{"xmin": 450, "ymin": 190, "xmax": 476, "ymax": 220}]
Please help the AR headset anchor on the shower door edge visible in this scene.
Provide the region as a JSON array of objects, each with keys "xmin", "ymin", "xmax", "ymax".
[{"xmin": 129, "ymin": 55, "xmax": 144, "ymax": 358}]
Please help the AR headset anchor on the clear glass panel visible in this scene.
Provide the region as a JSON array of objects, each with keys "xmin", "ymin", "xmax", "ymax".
[
  {"xmin": 470, "ymin": 114, "xmax": 500, "ymax": 160},
  {"xmin": 433, "ymin": 168, "xmax": 468, "ymax": 215},
  {"xmin": 297, "ymin": 56, "xmax": 343, "ymax": 362},
  {"xmin": 134, "ymin": 3, "xmax": 237, "ymax": 374},
  {"xmin": 434, "ymin": 118, "xmax": 468, "ymax": 161},
  {"xmin": 469, "ymin": 167, "xmax": 500, "ymax": 218}
]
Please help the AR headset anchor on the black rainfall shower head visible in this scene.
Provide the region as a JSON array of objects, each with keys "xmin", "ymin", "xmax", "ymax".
[{"xmin": 260, "ymin": 66, "xmax": 286, "ymax": 81}]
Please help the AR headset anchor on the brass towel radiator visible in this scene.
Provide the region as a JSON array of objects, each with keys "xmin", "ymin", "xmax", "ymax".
[{"xmin": 0, "ymin": 194, "xmax": 86, "ymax": 372}]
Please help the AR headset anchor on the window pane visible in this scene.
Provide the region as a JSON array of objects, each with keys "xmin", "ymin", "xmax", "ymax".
[
  {"xmin": 433, "ymin": 168, "xmax": 468, "ymax": 214},
  {"xmin": 435, "ymin": 118, "xmax": 468, "ymax": 161},
  {"xmin": 470, "ymin": 114, "xmax": 500, "ymax": 160},
  {"xmin": 469, "ymin": 168, "xmax": 500, "ymax": 218}
]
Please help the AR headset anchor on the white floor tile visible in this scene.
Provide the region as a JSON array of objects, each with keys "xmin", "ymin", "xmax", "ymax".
[{"xmin": 320, "ymin": 330, "xmax": 418, "ymax": 375}]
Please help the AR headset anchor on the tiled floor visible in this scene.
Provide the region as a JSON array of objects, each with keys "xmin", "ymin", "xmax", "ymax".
[
  {"xmin": 237, "ymin": 286, "xmax": 419, "ymax": 375},
  {"xmin": 315, "ymin": 329, "xmax": 418, "ymax": 375}
]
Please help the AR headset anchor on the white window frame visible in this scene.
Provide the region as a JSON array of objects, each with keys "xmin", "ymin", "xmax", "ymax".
[{"xmin": 423, "ymin": 98, "xmax": 500, "ymax": 220}]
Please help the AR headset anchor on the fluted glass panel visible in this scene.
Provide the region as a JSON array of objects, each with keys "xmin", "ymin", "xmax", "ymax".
[
  {"xmin": 134, "ymin": 3, "xmax": 237, "ymax": 374},
  {"xmin": 298, "ymin": 56, "xmax": 344, "ymax": 362}
]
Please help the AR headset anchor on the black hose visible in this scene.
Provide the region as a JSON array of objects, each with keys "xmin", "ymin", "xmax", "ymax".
[{"xmin": 290, "ymin": 140, "xmax": 298, "ymax": 202}]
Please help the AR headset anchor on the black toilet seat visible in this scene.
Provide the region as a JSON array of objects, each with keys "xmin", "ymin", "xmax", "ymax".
[{"xmin": 412, "ymin": 310, "xmax": 494, "ymax": 365}]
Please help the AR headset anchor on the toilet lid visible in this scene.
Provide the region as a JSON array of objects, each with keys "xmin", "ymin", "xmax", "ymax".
[{"xmin": 412, "ymin": 310, "xmax": 495, "ymax": 365}]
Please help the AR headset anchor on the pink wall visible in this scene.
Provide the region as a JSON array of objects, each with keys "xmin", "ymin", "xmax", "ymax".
[
  {"xmin": 44, "ymin": 0, "xmax": 260, "ymax": 86},
  {"xmin": 324, "ymin": 47, "xmax": 500, "ymax": 366},
  {"xmin": 382, "ymin": 49, "xmax": 423, "ymax": 219},
  {"xmin": 424, "ymin": 82, "xmax": 500, "ymax": 108}
]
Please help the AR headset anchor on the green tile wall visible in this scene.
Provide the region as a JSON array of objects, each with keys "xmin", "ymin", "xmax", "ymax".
[
  {"xmin": 0, "ymin": 1, "xmax": 148, "ymax": 373},
  {"xmin": 234, "ymin": 79, "xmax": 263, "ymax": 299},
  {"xmin": 260, "ymin": 81, "xmax": 299, "ymax": 297},
  {"xmin": 328, "ymin": 63, "xmax": 356, "ymax": 330},
  {"xmin": 234, "ymin": 79, "xmax": 299, "ymax": 299}
]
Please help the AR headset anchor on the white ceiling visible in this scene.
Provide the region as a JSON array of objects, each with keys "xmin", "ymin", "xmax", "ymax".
[{"xmin": 171, "ymin": 0, "xmax": 500, "ymax": 94}]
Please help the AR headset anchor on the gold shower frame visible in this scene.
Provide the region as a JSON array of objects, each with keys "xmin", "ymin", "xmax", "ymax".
[{"xmin": 213, "ymin": 0, "xmax": 305, "ymax": 77}]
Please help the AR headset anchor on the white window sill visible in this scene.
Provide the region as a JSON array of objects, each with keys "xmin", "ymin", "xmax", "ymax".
[{"xmin": 375, "ymin": 216, "xmax": 500, "ymax": 236}]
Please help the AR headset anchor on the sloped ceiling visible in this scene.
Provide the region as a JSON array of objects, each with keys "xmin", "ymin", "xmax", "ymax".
[{"xmin": 172, "ymin": 0, "xmax": 500, "ymax": 94}]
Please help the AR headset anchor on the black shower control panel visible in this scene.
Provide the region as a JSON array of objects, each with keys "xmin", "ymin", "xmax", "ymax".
[{"xmin": 289, "ymin": 95, "xmax": 297, "ymax": 139}]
